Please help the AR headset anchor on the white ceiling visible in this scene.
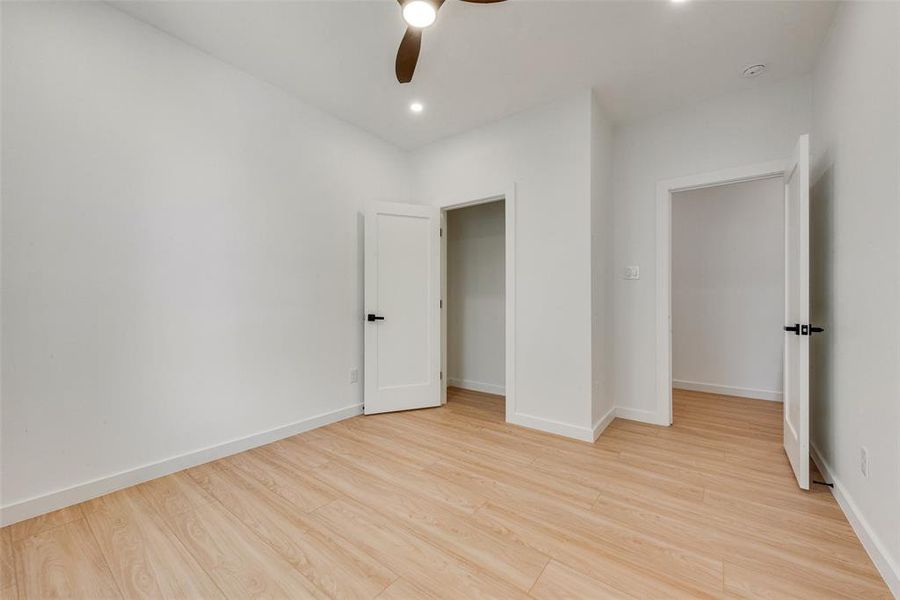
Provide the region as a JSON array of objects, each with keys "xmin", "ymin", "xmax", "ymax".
[{"xmin": 114, "ymin": 0, "xmax": 836, "ymax": 150}]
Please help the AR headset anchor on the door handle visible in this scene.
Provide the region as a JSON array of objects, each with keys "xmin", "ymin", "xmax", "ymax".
[
  {"xmin": 784, "ymin": 323, "xmax": 825, "ymax": 336},
  {"xmin": 367, "ymin": 314, "xmax": 385, "ymax": 322}
]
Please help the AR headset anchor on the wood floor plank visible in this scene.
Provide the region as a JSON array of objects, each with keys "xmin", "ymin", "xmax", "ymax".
[
  {"xmin": 529, "ymin": 559, "xmax": 634, "ymax": 600},
  {"xmin": 8, "ymin": 506, "xmax": 84, "ymax": 542},
  {"xmin": 307, "ymin": 426, "xmax": 488, "ymax": 515},
  {"xmin": 221, "ymin": 449, "xmax": 335, "ymax": 513},
  {"xmin": 723, "ymin": 561, "xmax": 892, "ymax": 600},
  {"xmin": 136, "ymin": 470, "xmax": 215, "ymax": 521},
  {"xmin": 286, "ymin": 512, "xmax": 399, "ymax": 600},
  {"xmin": 253, "ymin": 436, "xmax": 331, "ymax": 472},
  {"xmin": 160, "ymin": 500, "xmax": 326, "ymax": 599},
  {"xmin": 313, "ymin": 498, "xmax": 531, "ymax": 599},
  {"xmin": 0, "ymin": 583, "xmax": 15, "ymax": 600},
  {"xmin": 307, "ymin": 459, "xmax": 550, "ymax": 591},
  {"xmin": 82, "ymin": 487, "xmax": 224, "ymax": 599},
  {"xmin": 472, "ymin": 502, "xmax": 710, "ymax": 599},
  {"xmin": 375, "ymin": 577, "xmax": 439, "ymax": 599},
  {"xmin": 187, "ymin": 461, "xmax": 397, "ymax": 599},
  {"xmin": 13, "ymin": 519, "xmax": 121, "ymax": 599},
  {"xmin": 588, "ymin": 491, "xmax": 886, "ymax": 597},
  {"xmin": 480, "ymin": 498, "xmax": 724, "ymax": 597},
  {"xmin": 1, "ymin": 528, "xmax": 16, "ymax": 594}
]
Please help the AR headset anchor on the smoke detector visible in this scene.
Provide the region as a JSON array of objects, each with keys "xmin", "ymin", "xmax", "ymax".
[{"xmin": 741, "ymin": 64, "xmax": 768, "ymax": 78}]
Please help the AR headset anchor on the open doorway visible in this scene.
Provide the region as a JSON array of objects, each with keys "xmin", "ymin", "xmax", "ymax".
[
  {"xmin": 441, "ymin": 198, "xmax": 508, "ymax": 418},
  {"xmin": 671, "ymin": 176, "xmax": 785, "ymax": 408},
  {"xmin": 656, "ymin": 139, "xmax": 813, "ymax": 490}
]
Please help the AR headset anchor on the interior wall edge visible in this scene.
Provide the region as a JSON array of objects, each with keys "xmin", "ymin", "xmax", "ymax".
[
  {"xmin": 672, "ymin": 380, "xmax": 783, "ymax": 403},
  {"xmin": 0, "ymin": 402, "xmax": 362, "ymax": 527},
  {"xmin": 592, "ymin": 405, "xmax": 616, "ymax": 441},
  {"xmin": 508, "ymin": 411, "xmax": 595, "ymax": 443},
  {"xmin": 611, "ymin": 406, "xmax": 669, "ymax": 427},
  {"xmin": 446, "ymin": 378, "xmax": 505, "ymax": 396},
  {"xmin": 810, "ymin": 443, "xmax": 900, "ymax": 597}
]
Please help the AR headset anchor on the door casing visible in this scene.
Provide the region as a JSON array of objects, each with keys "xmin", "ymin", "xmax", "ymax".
[{"xmin": 655, "ymin": 160, "xmax": 788, "ymax": 426}]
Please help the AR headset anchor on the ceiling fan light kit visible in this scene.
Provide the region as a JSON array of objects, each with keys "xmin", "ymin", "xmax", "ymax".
[
  {"xmin": 395, "ymin": 0, "xmax": 507, "ymax": 84},
  {"xmin": 402, "ymin": 0, "xmax": 437, "ymax": 28}
]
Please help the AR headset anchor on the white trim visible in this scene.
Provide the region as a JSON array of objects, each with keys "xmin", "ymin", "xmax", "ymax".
[
  {"xmin": 439, "ymin": 184, "xmax": 517, "ymax": 427},
  {"xmin": 656, "ymin": 160, "xmax": 787, "ymax": 426},
  {"xmin": 0, "ymin": 403, "xmax": 363, "ymax": 527},
  {"xmin": 592, "ymin": 406, "xmax": 617, "ymax": 441},
  {"xmin": 673, "ymin": 380, "xmax": 783, "ymax": 402},
  {"xmin": 614, "ymin": 406, "xmax": 670, "ymax": 426},
  {"xmin": 447, "ymin": 378, "xmax": 505, "ymax": 396},
  {"xmin": 508, "ymin": 412, "xmax": 594, "ymax": 443},
  {"xmin": 440, "ymin": 211, "xmax": 448, "ymax": 405},
  {"xmin": 810, "ymin": 444, "xmax": 900, "ymax": 597}
]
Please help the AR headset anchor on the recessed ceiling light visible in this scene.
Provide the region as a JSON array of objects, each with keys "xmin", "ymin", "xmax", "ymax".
[
  {"xmin": 741, "ymin": 64, "xmax": 768, "ymax": 78},
  {"xmin": 410, "ymin": 101, "xmax": 424, "ymax": 113},
  {"xmin": 670, "ymin": 0, "xmax": 688, "ymax": 4},
  {"xmin": 402, "ymin": 0, "xmax": 437, "ymax": 29}
]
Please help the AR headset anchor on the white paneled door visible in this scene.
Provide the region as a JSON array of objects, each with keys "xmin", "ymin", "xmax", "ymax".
[
  {"xmin": 783, "ymin": 134, "xmax": 812, "ymax": 490},
  {"xmin": 364, "ymin": 202, "xmax": 441, "ymax": 415}
]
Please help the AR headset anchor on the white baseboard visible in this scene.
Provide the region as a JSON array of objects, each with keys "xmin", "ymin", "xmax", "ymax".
[
  {"xmin": 447, "ymin": 377, "xmax": 505, "ymax": 396},
  {"xmin": 508, "ymin": 412, "xmax": 594, "ymax": 442},
  {"xmin": 592, "ymin": 406, "xmax": 616, "ymax": 441},
  {"xmin": 0, "ymin": 402, "xmax": 363, "ymax": 527},
  {"xmin": 673, "ymin": 379, "xmax": 783, "ymax": 402},
  {"xmin": 614, "ymin": 406, "xmax": 670, "ymax": 426},
  {"xmin": 810, "ymin": 443, "xmax": 900, "ymax": 598}
]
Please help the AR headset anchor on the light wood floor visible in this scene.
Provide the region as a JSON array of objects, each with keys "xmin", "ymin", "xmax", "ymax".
[{"xmin": 1, "ymin": 388, "xmax": 891, "ymax": 599}]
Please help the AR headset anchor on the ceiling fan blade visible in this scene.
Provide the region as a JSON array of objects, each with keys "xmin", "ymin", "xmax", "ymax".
[{"xmin": 395, "ymin": 26, "xmax": 422, "ymax": 84}]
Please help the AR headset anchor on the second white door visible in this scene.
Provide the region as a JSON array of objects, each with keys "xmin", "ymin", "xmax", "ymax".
[
  {"xmin": 783, "ymin": 134, "xmax": 811, "ymax": 490},
  {"xmin": 364, "ymin": 202, "xmax": 441, "ymax": 415}
]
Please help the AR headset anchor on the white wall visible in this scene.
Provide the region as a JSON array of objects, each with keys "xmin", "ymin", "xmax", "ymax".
[
  {"xmin": 446, "ymin": 201, "xmax": 505, "ymax": 395},
  {"xmin": 412, "ymin": 93, "xmax": 596, "ymax": 439},
  {"xmin": 809, "ymin": 2, "xmax": 900, "ymax": 593},
  {"xmin": 590, "ymin": 93, "xmax": 615, "ymax": 432},
  {"xmin": 672, "ymin": 177, "xmax": 784, "ymax": 401},
  {"xmin": 1, "ymin": 1, "xmax": 408, "ymax": 523},
  {"xmin": 611, "ymin": 77, "xmax": 812, "ymax": 422}
]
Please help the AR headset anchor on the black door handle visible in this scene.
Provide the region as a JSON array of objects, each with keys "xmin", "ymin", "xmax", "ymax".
[
  {"xmin": 784, "ymin": 323, "xmax": 825, "ymax": 335},
  {"xmin": 367, "ymin": 314, "xmax": 385, "ymax": 322}
]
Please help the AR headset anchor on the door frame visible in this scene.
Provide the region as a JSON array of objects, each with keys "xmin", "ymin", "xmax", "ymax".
[
  {"xmin": 438, "ymin": 184, "xmax": 516, "ymax": 424},
  {"xmin": 655, "ymin": 161, "xmax": 786, "ymax": 425}
]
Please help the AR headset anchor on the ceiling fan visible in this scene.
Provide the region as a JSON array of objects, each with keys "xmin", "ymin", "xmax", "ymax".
[{"xmin": 395, "ymin": 0, "xmax": 507, "ymax": 83}]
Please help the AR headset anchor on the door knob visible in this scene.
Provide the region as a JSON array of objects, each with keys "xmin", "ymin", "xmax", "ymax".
[{"xmin": 367, "ymin": 314, "xmax": 385, "ymax": 322}]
